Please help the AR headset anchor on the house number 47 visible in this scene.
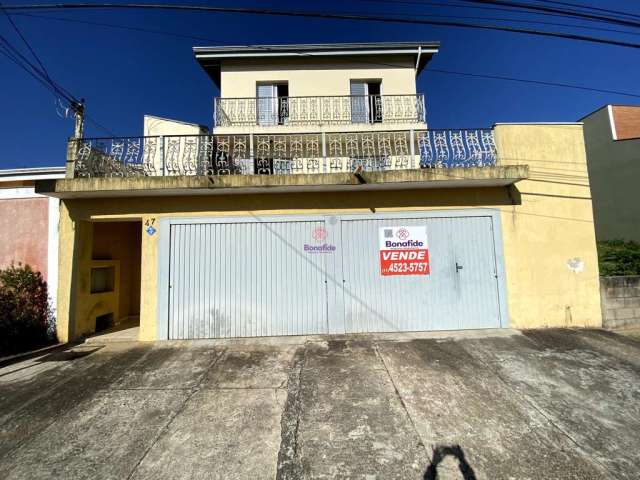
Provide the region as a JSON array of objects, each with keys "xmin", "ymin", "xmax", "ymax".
[{"xmin": 145, "ymin": 218, "xmax": 157, "ymax": 236}]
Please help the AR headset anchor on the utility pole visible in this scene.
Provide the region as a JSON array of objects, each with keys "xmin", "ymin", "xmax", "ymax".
[
  {"xmin": 73, "ymin": 98, "xmax": 85, "ymax": 139},
  {"xmin": 66, "ymin": 99, "xmax": 85, "ymax": 178}
]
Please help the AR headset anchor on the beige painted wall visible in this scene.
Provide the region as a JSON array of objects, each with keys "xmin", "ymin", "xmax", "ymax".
[
  {"xmin": 220, "ymin": 56, "xmax": 418, "ymax": 98},
  {"xmin": 55, "ymin": 124, "xmax": 602, "ymax": 342},
  {"xmin": 494, "ymin": 123, "xmax": 601, "ymax": 329},
  {"xmin": 92, "ymin": 222, "xmax": 141, "ymax": 320}
]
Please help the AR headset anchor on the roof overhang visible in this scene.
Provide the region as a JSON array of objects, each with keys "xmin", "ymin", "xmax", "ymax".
[
  {"xmin": 35, "ymin": 166, "xmax": 527, "ymax": 199},
  {"xmin": 193, "ymin": 42, "xmax": 440, "ymax": 89},
  {"xmin": 0, "ymin": 166, "xmax": 66, "ymax": 182}
]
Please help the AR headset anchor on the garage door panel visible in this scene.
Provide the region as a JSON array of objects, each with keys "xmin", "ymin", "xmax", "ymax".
[
  {"xmin": 340, "ymin": 216, "xmax": 501, "ymax": 333},
  {"xmin": 168, "ymin": 221, "xmax": 328, "ymax": 339},
  {"xmin": 165, "ymin": 212, "xmax": 504, "ymax": 340}
]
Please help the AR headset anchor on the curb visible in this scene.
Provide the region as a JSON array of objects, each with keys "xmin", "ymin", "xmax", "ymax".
[{"xmin": 0, "ymin": 342, "xmax": 71, "ymax": 369}]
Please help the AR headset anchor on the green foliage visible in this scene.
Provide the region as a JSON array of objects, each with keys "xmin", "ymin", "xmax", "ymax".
[
  {"xmin": 0, "ymin": 264, "xmax": 55, "ymax": 356},
  {"xmin": 597, "ymin": 240, "xmax": 640, "ymax": 277}
]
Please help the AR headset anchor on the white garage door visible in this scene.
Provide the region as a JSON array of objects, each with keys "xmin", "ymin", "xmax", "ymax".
[
  {"xmin": 340, "ymin": 216, "xmax": 502, "ymax": 333},
  {"xmin": 167, "ymin": 220, "xmax": 329, "ymax": 339},
  {"xmin": 160, "ymin": 211, "xmax": 506, "ymax": 339}
]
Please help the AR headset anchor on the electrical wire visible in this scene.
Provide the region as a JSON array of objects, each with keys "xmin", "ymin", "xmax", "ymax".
[
  {"xmin": 12, "ymin": 11, "xmax": 640, "ymax": 100},
  {"xmin": 348, "ymin": 0, "xmax": 640, "ymax": 26},
  {"xmin": 527, "ymin": 0, "xmax": 640, "ymax": 21},
  {"xmin": 458, "ymin": 0, "xmax": 640, "ymax": 29},
  {"xmin": 0, "ymin": 30, "xmax": 115, "ymax": 135},
  {"xmin": 14, "ymin": 10, "xmax": 640, "ymax": 41},
  {"xmin": 2, "ymin": 3, "xmax": 640, "ymax": 50},
  {"xmin": 0, "ymin": 1, "xmax": 54, "ymax": 84},
  {"xmin": 427, "ymin": 68, "xmax": 640, "ymax": 98},
  {"xmin": 0, "ymin": 34, "xmax": 75, "ymax": 103}
]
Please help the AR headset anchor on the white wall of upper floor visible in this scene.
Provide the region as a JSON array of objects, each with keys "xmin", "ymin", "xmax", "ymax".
[{"xmin": 218, "ymin": 56, "xmax": 419, "ymax": 98}]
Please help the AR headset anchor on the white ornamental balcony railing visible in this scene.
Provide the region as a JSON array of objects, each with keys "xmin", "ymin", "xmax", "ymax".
[
  {"xmin": 214, "ymin": 94, "xmax": 426, "ymax": 127},
  {"xmin": 71, "ymin": 129, "xmax": 496, "ymax": 178}
]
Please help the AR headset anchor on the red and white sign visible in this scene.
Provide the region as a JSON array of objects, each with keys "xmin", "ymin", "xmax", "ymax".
[{"xmin": 379, "ymin": 226, "xmax": 430, "ymax": 276}]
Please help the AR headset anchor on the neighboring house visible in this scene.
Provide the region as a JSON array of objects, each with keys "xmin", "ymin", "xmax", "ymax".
[
  {"xmin": 35, "ymin": 42, "xmax": 602, "ymax": 343},
  {"xmin": 581, "ymin": 105, "xmax": 640, "ymax": 242},
  {"xmin": 0, "ymin": 167, "xmax": 65, "ymax": 310}
]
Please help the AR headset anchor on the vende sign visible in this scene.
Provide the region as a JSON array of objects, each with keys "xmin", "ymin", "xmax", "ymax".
[{"xmin": 379, "ymin": 226, "xmax": 430, "ymax": 276}]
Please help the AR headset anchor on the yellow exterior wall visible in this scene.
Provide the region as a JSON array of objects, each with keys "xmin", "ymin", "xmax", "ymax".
[
  {"xmin": 92, "ymin": 222, "xmax": 141, "ymax": 321},
  {"xmin": 220, "ymin": 57, "xmax": 418, "ymax": 98},
  {"xmin": 55, "ymin": 124, "xmax": 601, "ymax": 342},
  {"xmin": 494, "ymin": 124, "xmax": 601, "ymax": 329}
]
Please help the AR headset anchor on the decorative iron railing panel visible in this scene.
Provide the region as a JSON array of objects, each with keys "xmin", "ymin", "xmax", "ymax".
[
  {"xmin": 416, "ymin": 129, "xmax": 497, "ymax": 168},
  {"xmin": 72, "ymin": 129, "xmax": 497, "ymax": 178},
  {"xmin": 214, "ymin": 94, "xmax": 426, "ymax": 127}
]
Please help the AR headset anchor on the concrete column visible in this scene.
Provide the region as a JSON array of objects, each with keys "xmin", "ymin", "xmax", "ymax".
[
  {"xmin": 65, "ymin": 139, "xmax": 78, "ymax": 179},
  {"xmin": 56, "ymin": 202, "xmax": 93, "ymax": 342}
]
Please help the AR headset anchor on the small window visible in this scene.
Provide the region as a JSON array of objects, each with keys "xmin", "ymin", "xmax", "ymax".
[
  {"xmin": 91, "ymin": 266, "xmax": 115, "ymax": 293},
  {"xmin": 350, "ymin": 80, "xmax": 382, "ymax": 124},
  {"xmin": 257, "ymin": 82, "xmax": 289, "ymax": 126}
]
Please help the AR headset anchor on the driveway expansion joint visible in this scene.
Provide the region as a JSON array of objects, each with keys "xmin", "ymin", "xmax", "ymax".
[
  {"xmin": 373, "ymin": 342, "xmax": 427, "ymax": 453},
  {"xmin": 275, "ymin": 344, "xmax": 308, "ymax": 480},
  {"xmin": 124, "ymin": 347, "xmax": 227, "ymax": 480}
]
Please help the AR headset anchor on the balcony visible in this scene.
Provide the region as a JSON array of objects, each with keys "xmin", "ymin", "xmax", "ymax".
[
  {"xmin": 214, "ymin": 94, "xmax": 426, "ymax": 127},
  {"xmin": 71, "ymin": 129, "xmax": 498, "ymax": 178}
]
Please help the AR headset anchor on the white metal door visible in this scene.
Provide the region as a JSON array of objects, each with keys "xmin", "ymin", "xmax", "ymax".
[{"xmin": 339, "ymin": 215, "xmax": 502, "ymax": 333}]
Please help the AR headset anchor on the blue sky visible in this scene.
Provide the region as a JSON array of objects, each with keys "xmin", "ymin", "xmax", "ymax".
[{"xmin": 1, "ymin": 0, "xmax": 639, "ymax": 168}]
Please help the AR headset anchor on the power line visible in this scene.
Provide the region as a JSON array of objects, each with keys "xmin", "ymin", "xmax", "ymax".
[
  {"xmin": 84, "ymin": 113, "xmax": 116, "ymax": 136},
  {"xmin": 459, "ymin": 0, "xmax": 640, "ymax": 29},
  {"xmin": 13, "ymin": 10, "xmax": 640, "ymax": 100},
  {"xmin": 3, "ymin": 3, "xmax": 640, "ymax": 50},
  {"xmin": 349, "ymin": 0, "xmax": 640, "ymax": 26},
  {"xmin": 11, "ymin": 12, "xmax": 224, "ymax": 43},
  {"xmin": 528, "ymin": 0, "xmax": 640, "ymax": 21},
  {"xmin": 0, "ymin": 42, "xmax": 63, "ymax": 97},
  {"xmin": 0, "ymin": 29, "xmax": 114, "ymax": 135},
  {"xmin": 427, "ymin": 68, "xmax": 640, "ymax": 98},
  {"xmin": 0, "ymin": 34, "xmax": 76, "ymax": 103},
  {"xmin": 0, "ymin": 1, "xmax": 54, "ymax": 84},
  {"xmin": 15, "ymin": 9, "xmax": 640, "ymax": 41}
]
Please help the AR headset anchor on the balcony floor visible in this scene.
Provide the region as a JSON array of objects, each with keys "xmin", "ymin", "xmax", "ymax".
[{"xmin": 36, "ymin": 166, "xmax": 528, "ymax": 199}]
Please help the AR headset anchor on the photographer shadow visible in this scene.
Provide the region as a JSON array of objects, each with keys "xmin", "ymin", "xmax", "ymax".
[{"xmin": 424, "ymin": 444, "xmax": 477, "ymax": 480}]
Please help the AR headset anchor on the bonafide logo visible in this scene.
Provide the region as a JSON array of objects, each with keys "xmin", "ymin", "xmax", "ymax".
[
  {"xmin": 304, "ymin": 243, "xmax": 336, "ymax": 253},
  {"xmin": 312, "ymin": 227, "xmax": 328, "ymax": 242},
  {"xmin": 396, "ymin": 228, "xmax": 410, "ymax": 240},
  {"xmin": 306, "ymin": 226, "xmax": 336, "ymax": 253},
  {"xmin": 385, "ymin": 239, "xmax": 424, "ymax": 248}
]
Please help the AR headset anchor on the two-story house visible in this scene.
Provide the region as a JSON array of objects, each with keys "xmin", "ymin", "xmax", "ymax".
[{"xmin": 36, "ymin": 42, "xmax": 602, "ymax": 343}]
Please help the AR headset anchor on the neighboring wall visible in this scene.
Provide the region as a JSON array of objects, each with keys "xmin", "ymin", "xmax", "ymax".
[
  {"xmin": 55, "ymin": 124, "xmax": 602, "ymax": 341},
  {"xmin": 495, "ymin": 124, "xmax": 601, "ymax": 330},
  {"xmin": 582, "ymin": 107, "xmax": 640, "ymax": 241},
  {"xmin": 600, "ymin": 276, "xmax": 640, "ymax": 329},
  {"xmin": 0, "ymin": 197, "xmax": 49, "ymax": 276},
  {"xmin": 610, "ymin": 106, "xmax": 640, "ymax": 140}
]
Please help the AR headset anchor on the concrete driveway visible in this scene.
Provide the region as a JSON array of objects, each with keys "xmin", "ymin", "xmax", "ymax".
[{"xmin": 0, "ymin": 328, "xmax": 639, "ymax": 479}]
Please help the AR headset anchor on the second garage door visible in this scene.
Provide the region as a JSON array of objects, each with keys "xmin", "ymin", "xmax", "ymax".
[{"xmin": 161, "ymin": 211, "xmax": 506, "ymax": 339}]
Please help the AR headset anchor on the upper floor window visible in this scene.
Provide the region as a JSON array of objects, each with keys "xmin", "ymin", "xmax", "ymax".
[
  {"xmin": 257, "ymin": 82, "xmax": 289, "ymax": 126},
  {"xmin": 350, "ymin": 80, "xmax": 382, "ymax": 124}
]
